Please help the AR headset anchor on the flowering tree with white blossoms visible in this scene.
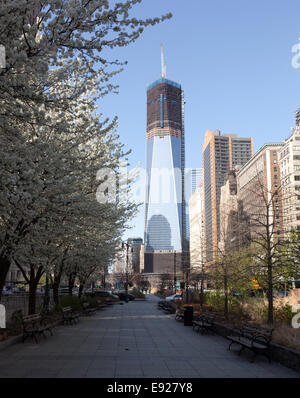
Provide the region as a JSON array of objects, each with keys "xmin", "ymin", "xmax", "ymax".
[{"xmin": 0, "ymin": 0, "xmax": 172, "ymax": 301}]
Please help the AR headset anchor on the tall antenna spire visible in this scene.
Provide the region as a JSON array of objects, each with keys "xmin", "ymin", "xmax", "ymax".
[{"xmin": 161, "ymin": 44, "xmax": 166, "ymax": 78}]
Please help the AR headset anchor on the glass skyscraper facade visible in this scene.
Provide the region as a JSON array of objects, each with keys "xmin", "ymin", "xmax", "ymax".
[
  {"xmin": 144, "ymin": 78, "xmax": 185, "ymax": 273},
  {"xmin": 185, "ymin": 168, "xmax": 203, "ymax": 239}
]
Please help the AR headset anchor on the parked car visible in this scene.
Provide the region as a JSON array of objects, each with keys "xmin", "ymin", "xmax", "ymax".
[
  {"xmin": 165, "ymin": 294, "xmax": 182, "ymax": 301},
  {"xmin": 116, "ymin": 292, "xmax": 135, "ymax": 301},
  {"xmin": 58, "ymin": 287, "xmax": 69, "ymax": 295},
  {"xmin": 2, "ymin": 286, "xmax": 13, "ymax": 296},
  {"xmin": 12, "ymin": 287, "xmax": 26, "ymax": 294},
  {"xmin": 58, "ymin": 287, "xmax": 79, "ymax": 295},
  {"xmin": 87, "ymin": 290, "xmax": 119, "ymax": 301}
]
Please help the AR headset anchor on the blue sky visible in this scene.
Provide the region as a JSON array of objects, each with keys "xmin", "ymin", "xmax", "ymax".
[{"xmin": 98, "ymin": 0, "xmax": 300, "ymax": 239}]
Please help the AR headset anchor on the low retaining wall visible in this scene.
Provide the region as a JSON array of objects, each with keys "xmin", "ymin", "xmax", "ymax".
[{"xmin": 211, "ymin": 320, "xmax": 300, "ymax": 374}]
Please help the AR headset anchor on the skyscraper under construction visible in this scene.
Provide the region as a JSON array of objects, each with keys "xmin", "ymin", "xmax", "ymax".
[{"xmin": 144, "ymin": 49, "xmax": 186, "ymax": 274}]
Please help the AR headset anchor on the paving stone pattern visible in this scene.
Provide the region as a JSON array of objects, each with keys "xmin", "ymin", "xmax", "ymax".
[{"xmin": 0, "ymin": 295, "xmax": 299, "ymax": 378}]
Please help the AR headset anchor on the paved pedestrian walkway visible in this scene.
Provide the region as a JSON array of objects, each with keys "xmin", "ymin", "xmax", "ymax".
[{"xmin": 0, "ymin": 294, "xmax": 299, "ymax": 378}]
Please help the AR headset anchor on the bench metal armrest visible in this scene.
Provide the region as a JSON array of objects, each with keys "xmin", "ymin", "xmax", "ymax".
[{"xmin": 252, "ymin": 334, "xmax": 270, "ymax": 347}]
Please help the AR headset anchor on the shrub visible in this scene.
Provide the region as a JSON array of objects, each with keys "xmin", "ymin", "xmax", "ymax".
[
  {"xmin": 205, "ymin": 292, "xmax": 225, "ymax": 312},
  {"xmin": 228, "ymin": 297, "xmax": 250, "ymax": 321},
  {"xmin": 59, "ymin": 295, "xmax": 83, "ymax": 312},
  {"xmin": 273, "ymin": 324, "xmax": 300, "ymax": 351},
  {"xmin": 274, "ymin": 304, "xmax": 295, "ymax": 324},
  {"xmin": 80, "ymin": 295, "xmax": 99, "ymax": 307},
  {"xmin": 129, "ymin": 288, "xmax": 145, "ymax": 299}
]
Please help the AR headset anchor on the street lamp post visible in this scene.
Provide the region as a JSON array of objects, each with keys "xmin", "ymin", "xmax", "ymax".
[
  {"xmin": 122, "ymin": 241, "xmax": 133, "ymax": 302},
  {"xmin": 182, "ymin": 250, "xmax": 190, "ymax": 304},
  {"xmin": 125, "ymin": 243, "xmax": 129, "ymax": 301},
  {"xmin": 174, "ymin": 251, "xmax": 177, "ymax": 294}
]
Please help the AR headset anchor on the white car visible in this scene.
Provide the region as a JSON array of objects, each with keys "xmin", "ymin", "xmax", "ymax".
[{"xmin": 165, "ymin": 294, "xmax": 183, "ymax": 301}]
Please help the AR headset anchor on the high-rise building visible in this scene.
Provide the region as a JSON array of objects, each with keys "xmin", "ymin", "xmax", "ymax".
[
  {"xmin": 184, "ymin": 168, "xmax": 203, "ymax": 239},
  {"xmin": 188, "ymin": 182, "xmax": 205, "ymax": 272},
  {"xmin": 127, "ymin": 238, "xmax": 143, "ymax": 274},
  {"xmin": 144, "ymin": 65, "xmax": 185, "ymax": 274},
  {"xmin": 237, "ymin": 143, "xmax": 283, "ymax": 240},
  {"xmin": 219, "ymin": 169, "xmax": 249, "ymax": 253},
  {"xmin": 279, "ymin": 109, "xmax": 300, "ymax": 233},
  {"xmin": 191, "ymin": 168, "xmax": 203, "ymax": 195},
  {"xmin": 296, "ymin": 107, "xmax": 300, "ymax": 127},
  {"xmin": 202, "ymin": 130, "xmax": 253, "ymax": 265}
]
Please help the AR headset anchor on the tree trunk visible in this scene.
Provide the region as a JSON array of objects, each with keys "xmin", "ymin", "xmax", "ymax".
[
  {"xmin": 28, "ymin": 281, "xmax": 38, "ymax": 315},
  {"xmin": 224, "ymin": 274, "xmax": 229, "ymax": 320},
  {"xmin": 0, "ymin": 254, "xmax": 11, "ymax": 299},
  {"xmin": 53, "ymin": 283, "xmax": 59, "ymax": 307},
  {"xmin": 28, "ymin": 265, "xmax": 44, "ymax": 315},
  {"xmin": 267, "ymin": 257, "xmax": 274, "ymax": 324},
  {"xmin": 68, "ymin": 273, "xmax": 76, "ymax": 296},
  {"xmin": 199, "ymin": 277, "xmax": 204, "ymax": 311},
  {"xmin": 51, "ymin": 273, "xmax": 62, "ymax": 308},
  {"xmin": 78, "ymin": 283, "xmax": 84, "ymax": 299},
  {"xmin": 51, "ymin": 266, "xmax": 63, "ymax": 307}
]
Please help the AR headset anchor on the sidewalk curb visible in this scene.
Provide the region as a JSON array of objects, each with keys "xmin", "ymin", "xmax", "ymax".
[{"xmin": 0, "ymin": 334, "xmax": 23, "ymax": 350}]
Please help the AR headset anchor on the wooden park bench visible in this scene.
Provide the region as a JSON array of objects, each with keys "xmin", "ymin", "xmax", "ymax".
[
  {"xmin": 104, "ymin": 298, "xmax": 115, "ymax": 305},
  {"xmin": 96, "ymin": 300, "xmax": 107, "ymax": 310},
  {"xmin": 192, "ymin": 312, "xmax": 216, "ymax": 334},
  {"xmin": 157, "ymin": 300, "xmax": 166, "ymax": 310},
  {"xmin": 82, "ymin": 302, "xmax": 97, "ymax": 316},
  {"xmin": 22, "ymin": 314, "xmax": 54, "ymax": 343},
  {"xmin": 226, "ymin": 323, "xmax": 274, "ymax": 363},
  {"xmin": 61, "ymin": 306, "xmax": 80, "ymax": 325},
  {"xmin": 164, "ymin": 304, "xmax": 176, "ymax": 314},
  {"xmin": 158, "ymin": 301, "xmax": 176, "ymax": 314},
  {"xmin": 175, "ymin": 309, "xmax": 184, "ymax": 322}
]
